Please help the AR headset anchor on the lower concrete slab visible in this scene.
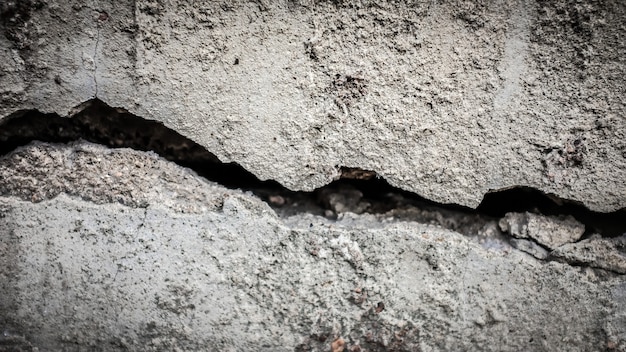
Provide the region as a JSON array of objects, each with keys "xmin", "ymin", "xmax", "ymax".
[{"xmin": 0, "ymin": 143, "xmax": 623, "ymax": 351}]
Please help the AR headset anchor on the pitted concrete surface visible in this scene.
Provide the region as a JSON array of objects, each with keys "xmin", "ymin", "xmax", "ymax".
[
  {"xmin": 1, "ymin": 0, "xmax": 626, "ymax": 350},
  {"xmin": 0, "ymin": 142, "xmax": 624, "ymax": 351},
  {"xmin": 1, "ymin": 0, "xmax": 625, "ymax": 211}
]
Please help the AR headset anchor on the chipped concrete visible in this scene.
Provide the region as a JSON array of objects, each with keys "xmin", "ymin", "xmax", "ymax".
[
  {"xmin": 509, "ymin": 238, "xmax": 550, "ymax": 260},
  {"xmin": 499, "ymin": 212, "xmax": 585, "ymax": 250},
  {"xmin": 0, "ymin": 141, "xmax": 227, "ymax": 213},
  {"xmin": 552, "ymin": 235, "xmax": 626, "ymax": 275},
  {"xmin": 1, "ymin": 0, "xmax": 625, "ymax": 211}
]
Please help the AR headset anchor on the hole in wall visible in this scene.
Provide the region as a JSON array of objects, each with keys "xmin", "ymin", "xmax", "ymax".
[{"xmin": 0, "ymin": 99, "xmax": 624, "ymax": 237}]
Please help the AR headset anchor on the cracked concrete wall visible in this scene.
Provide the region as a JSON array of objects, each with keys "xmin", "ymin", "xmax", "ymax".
[
  {"xmin": 1, "ymin": 0, "xmax": 626, "ymax": 350},
  {"xmin": 0, "ymin": 142, "xmax": 625, "ymax": 351},
  {"xmin": 1, "ymin": 0, "xmax": 625, "ymax": 211}
]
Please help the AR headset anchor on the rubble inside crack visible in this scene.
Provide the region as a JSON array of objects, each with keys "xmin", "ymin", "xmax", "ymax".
[
  {"xmin": 498, "ymin": 212, "xmax": 586, "ymax": 250},
  {"xmin": 509, "ymin": 238, "xmax": 550, "ymax": 260},
  {"xmin": 551, "ymin": 235, "xmax": 626, "ymax": 274}
]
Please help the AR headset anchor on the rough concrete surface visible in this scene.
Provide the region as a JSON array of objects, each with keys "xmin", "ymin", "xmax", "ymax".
[
  {"xmin": 1, "ymin": 0, "xmax": 625, "ymax": 211},
  {"xmin": 0, "ymin": 142, "xmax": 625, "ymax": 351},
  {"xmin": 552, "ymin": 235, "xmax": 626, "ymax": 275},
  {"xmin": 0, "ymin": 141, "xmax": 228, "ymax": 213},
  {"xmin": 1, "ymin": 0, "xmax": 626, "ymax": 350}
]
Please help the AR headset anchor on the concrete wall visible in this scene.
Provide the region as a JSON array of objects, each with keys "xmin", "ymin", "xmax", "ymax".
[{"xmin": 1, "ymin": 1, "xmax": 625, "ymax": 351}]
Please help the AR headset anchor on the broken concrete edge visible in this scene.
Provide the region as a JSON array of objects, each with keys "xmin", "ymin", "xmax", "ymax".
[
  {"xmin": 550, "ymin": 236, "xmax": 626, "ymax": 275},
  {"xmin": 0, "ymin": 140, "xmax": 260, "ymax": 214},
  {"xmin": 0, "ymin": 141, "xmax": 623, "ymax": 276},
  {"xmin": 498, "ymin": 211, "xmax": 585, "ymax": 249},
  {"xmin": 499, "ymin": 212, "xmax": 626, "ymax": 274}
]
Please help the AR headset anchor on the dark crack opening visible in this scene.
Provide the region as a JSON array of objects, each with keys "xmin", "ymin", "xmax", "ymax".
[{"xmin": 0, "ymin": 99, "xmax": 625, "ymax": 238}]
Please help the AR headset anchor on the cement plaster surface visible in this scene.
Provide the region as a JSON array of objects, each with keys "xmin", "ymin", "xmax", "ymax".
[
  {"xmin": 1, "ymin": 0, "xmax": 625, "ymax": 211},
  {"xmin": 0, "ymin": 142, "xmax": 624, "ymax": 351}
]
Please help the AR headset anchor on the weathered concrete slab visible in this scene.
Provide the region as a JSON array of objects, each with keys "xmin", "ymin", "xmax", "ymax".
[
  {"xmin": 0, "ymin": 143, "xmax": 624, "ymax": 351},
  {"xmin": 1, "ymin": 0, "xmax": 625, "ymax": 211}
]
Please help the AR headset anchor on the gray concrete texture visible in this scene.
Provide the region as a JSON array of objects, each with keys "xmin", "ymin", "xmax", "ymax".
[
  {"xmin": 1, "ymin": 0, "xmax": 625, "ymax": 211},
  {"xmin": 0, "ymin": 142, "xmax": 625, "ymax": 351},
  {"xmin": 2, "ymin": 0, "xmax": 626, "ymax": 350}
]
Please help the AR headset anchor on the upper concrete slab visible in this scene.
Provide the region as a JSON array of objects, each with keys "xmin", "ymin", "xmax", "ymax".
[{"xmin": 1, "ymin": 0, "xmax": 625, "ymax": 211}]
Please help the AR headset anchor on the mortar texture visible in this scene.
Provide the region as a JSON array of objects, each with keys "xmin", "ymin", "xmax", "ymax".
[
  {"xmin": 1, "ymin": 0, "xmax": 625, "ymax": 211},
  {"xmin": 0, "ymin": 142, "xmax": 624, "ymax": 351}
]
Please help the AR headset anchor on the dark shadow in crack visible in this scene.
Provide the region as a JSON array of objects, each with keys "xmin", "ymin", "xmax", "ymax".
[
  {"xmin": 0, "ymin": 98, "xmax": 624, "ymax": 237},
  {"xmin": 0, "ymin": 99, "xmax": 275, "ymax": 190}
]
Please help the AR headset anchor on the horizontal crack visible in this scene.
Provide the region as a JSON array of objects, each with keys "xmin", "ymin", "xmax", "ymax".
[{"xmin": 1, "ymin": 99, "xmax": 625, "ymax": 243}]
